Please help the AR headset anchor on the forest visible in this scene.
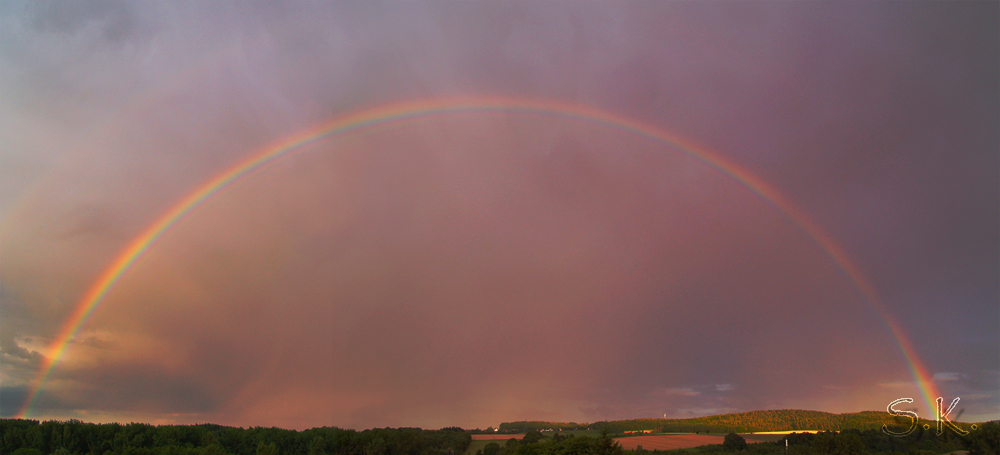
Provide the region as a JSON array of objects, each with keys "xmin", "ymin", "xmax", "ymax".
[
  {"xmin": 0, "ymin": 420, "xmax": 470, "ymax": 455},
  {"xmin": 1, "ymin": 417, "xmax": 997, "ymax": 455}
]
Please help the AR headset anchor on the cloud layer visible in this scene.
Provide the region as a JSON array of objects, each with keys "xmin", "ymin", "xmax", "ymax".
[{"xmin": 1, "ymin": 1, "xmax": 997, "ymax": 429}]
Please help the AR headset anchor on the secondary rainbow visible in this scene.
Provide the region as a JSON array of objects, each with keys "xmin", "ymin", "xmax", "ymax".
[{"xmin": 16, "ymin": 97, "xmax": 940, "ymax": 419}]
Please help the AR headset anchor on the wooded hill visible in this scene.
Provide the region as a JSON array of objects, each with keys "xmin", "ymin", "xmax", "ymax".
[{"xmin": 499, "ymin": 409, "xmax": 964, "ymax": 433}]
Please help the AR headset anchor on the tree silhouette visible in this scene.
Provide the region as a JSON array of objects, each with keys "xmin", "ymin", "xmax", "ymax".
[
  {"xmin": 483, "ymin": 441, "xmax": 501, "ymax": 455},
  {"xmin": 722, "ymin": 432, "xmax": 747, "ymax": 452}
]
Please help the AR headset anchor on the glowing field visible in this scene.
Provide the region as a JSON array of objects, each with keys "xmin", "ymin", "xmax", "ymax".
[{"xmin": 614, "ymin": 433, "xmax": 786, "ymax": 450}]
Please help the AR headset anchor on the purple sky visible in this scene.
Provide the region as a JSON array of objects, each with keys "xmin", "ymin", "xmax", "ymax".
[{"xmin": 1, "ymin": 1, "xmax": 997, "ymax": 430}]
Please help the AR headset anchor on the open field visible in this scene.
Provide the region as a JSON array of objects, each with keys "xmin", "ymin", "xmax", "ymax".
[
  {"xmin": 471, "ymin": 434, "xmax": 525, "ymax": 440},
  {"xmin": 548, "ymin": 430, "xmax": 605, "ymax": 437},
  {"xmin": 614, "ymin": 433, "xmax": 791, "ymax": 450},
  {"xmin": 470, "ymin": 432, "xmax": 803, "ymax": 452},
  {"xmin": 614, "ymin": 434, "xmax": 725, "ymax": 450},
  {"xmin": 469, "ymin": 433, "xmax": 730, "ymax": 454},
  {"xmin": 466, "ymin": 434, "xmax": 523, "ymax": 455}
]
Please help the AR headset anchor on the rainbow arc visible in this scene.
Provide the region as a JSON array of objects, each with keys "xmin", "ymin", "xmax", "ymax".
[{"xmin": 15, "ymin": 97, "xmax": 940, "ymax": 419}]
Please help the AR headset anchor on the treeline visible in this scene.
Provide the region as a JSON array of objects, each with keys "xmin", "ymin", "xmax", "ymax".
[
  {"xmin": 770, "ymin": 427, "xmax": 991, "ymax": 455},
  {"xmin": 642, "ymin": 425, "xmax": 999, "ymax": 455},
  {"xmin": 2, "ymin": 418, "xmax": 997, "ymax": 455},
  {"xmin": 505, "ymin": 410, "xmax": 970, "ymax": 434},
  {"xmin": 0, "ymin": 419, "xmax": 470, "ymax": 455}
]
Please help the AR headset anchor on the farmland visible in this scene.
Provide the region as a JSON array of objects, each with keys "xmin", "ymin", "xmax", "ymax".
[
  {"xmin": 613, "ymin": 433, "xmax": 788, "ymax": 450},
  {"xmin": 613, "ymin": 434, "xmax": 725, "ymax": 451}
]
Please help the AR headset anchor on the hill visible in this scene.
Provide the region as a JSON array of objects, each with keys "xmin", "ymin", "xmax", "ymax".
[{"xmin": 499, "ymin": 409, "xmax": 952, "ymax": 434}]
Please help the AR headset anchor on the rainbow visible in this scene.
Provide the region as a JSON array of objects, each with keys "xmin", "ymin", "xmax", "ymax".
[{"xmin": 15, "ymin": 97, "xmax": 940, "ymax": 419}]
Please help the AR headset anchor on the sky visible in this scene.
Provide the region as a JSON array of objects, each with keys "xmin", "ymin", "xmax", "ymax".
[{"xmin": 0, "ymin": 1, "xmax": 997, "ymax": 431}]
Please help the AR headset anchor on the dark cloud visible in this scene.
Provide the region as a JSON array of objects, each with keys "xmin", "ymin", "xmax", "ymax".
[
  {"xmin": 0, "ymin": 336, "xmax": 42, "ymax": 365},
  {"xmin": 31, "ymin": 0, "xmax": 140, "ymax": 44},
  {"xmin": 0, "ymin": 386, "xmax": 29, "ymax": 417}
]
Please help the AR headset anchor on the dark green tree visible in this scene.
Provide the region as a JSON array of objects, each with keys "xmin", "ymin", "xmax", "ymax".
[
  {"xmin": 499, "ymin": 438, "xmax": 519, "ymax": 455},
  {"xmin": 722, "ymin": 432, "xmax": 747, "ymax": 452},
  {"xmin": 307, "ymin": 436, "xmax": 327, "ymax": 455},
  {"xmin": 521, "ymin": 430, "xmax": 543, "ymax": 445},
  {"xmin": 593, "ymin": 430, "xmax": 623, "ymax": 455},
  {"xmin": 965, "ymin": 421, "xmax": 1000, "ymax": 455},
  {"xmin": 483, "ymin": 441, "xmax": 501, "ymax": 455},
  {"xmin": 811, "ymin": 431, "xmax": 868, "ymax": 455},
  {"xmin": 256, "ymin": 441, "xmax": 279, "ymax": 455}
]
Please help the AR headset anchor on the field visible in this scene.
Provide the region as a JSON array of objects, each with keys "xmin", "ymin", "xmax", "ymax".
[
  {"xmin": 468, "ymin": 432, "xmax": 790, "ymax": 453},
  {"xmin": 613, "ymin": 434, "xmax": 726, "ymax": 451},
  {"xmin": 614, "ymin": 433, "xmax": 788, "ymax": 451},
  {"xmin": 466, "ymin": 435, "xmax": 523, "ymax": 455}
]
